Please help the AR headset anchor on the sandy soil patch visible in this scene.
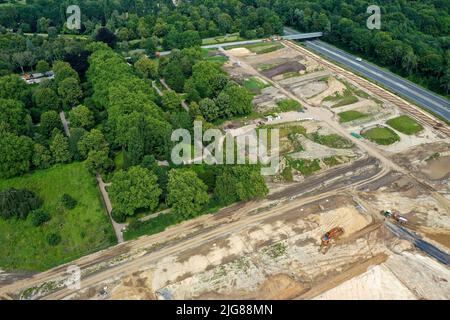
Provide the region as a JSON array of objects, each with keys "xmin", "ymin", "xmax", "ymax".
[
  {"xmin": 314, "ymin": 264, "xmax": 416, "ymax": 300},
  {"xmin": 110, "ymin": 271, "xmax": 155, "ymax": 300},
  {"xmin": 330, "ymin": 98, "xmax": 378, "ymax": 113},
  {"xmin": 227, "ymin": 47, "xmax": 253, "ymax": 57},
  {"xmin": 308, "ymin": 77, "xmax": 346, "ymax": 106},
  {"xmin": 420, "ymin": 156, "xmax": 450, "ymax": 180},
  {"xmin": 293, "ymin": 81, "xmax": 328, "ymax": 99},
  {"xmin": 311, "ymin": 206, "xmax": 372, "ymax": 237},
  {"xmin": 385, "ymin": 251, "xmax": 450, "ymax": 299},
  {"xmin": 243, "ymin": 46, "xmax": 301, "ymax": 65}
]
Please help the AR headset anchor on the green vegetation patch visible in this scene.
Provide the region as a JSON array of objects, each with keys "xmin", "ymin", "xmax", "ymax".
[
  {"xmin": 282, "ymin": 71, "xmax": 301, "ymax": 79},
  {"xmin": 323, "ymin": 156, "xmax": 341, "ymax": 167},
  {"xmin": 280, "ymin": 166, "xmax": 293, "ymax": 182},
  {"xmin": 262, "ymin": 242, "xmax": 287, "ymax": 259},
  {"xmin": 338, "ymin": 110, "xmax": 370, "ymax": 123},
  {"xmin": 362, "ymin": 127, "xmax": 400, "ymax": 145},
  {"xmin": 205, "ymin": 55, "xmax": 229, "ymax": 65},
  {"xmin": 386, "ymin": 115, "xmax": 423, "ymax": 135},
  {"xmin": 202, "ymin": 33, "xmax": 243, "ymax": 45},
  {"xmin": 275, "ymin": 99, "xmax": 303, "ymax": 112},
  {"xmin": 124, "ymin": 199, "xmax": 223, "ymax": 241},
  {"xmin": 310, "ymin": 133, "xmax": 354, "ymax": 149},
  {"xmin": 0, "ymin": 162, "xmax": 116, "ymax": 271},
  {"xmin": 287, "ymin": 157, "xmax": 321, "ymax": 176},
  {"xmin": 324, "ymin": 89, "xmax": 358, "ymax": 108},
  {"xmin": 243, "ymin": 77, "xmax": 269, "ymax": 93}
]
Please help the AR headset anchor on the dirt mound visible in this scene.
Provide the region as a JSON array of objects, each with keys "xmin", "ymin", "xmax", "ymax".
[{"xmin": 309, "ymin": 206, "xmax": 372, "ymax": 237}]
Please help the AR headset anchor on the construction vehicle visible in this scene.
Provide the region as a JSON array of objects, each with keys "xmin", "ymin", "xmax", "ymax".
[
  {"xmin": 320, "ymin": 227, "xmax": 344, "ymax": 253},
  {"xmin": 392, "ymin": 212, "xmax": 408, "ymax": 224},
  {"xmin": 381, "ymin": 209, "xmax": 407, "ymax": 224},
  {"xmin": 381, "ymin": 209, "xmax": 393, "ymax": 218}
]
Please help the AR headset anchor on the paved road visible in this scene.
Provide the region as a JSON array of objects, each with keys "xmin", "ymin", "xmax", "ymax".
[
  {"xmin": 96, "ymin": 174, "xmax": 125, "ymax": 244},
  {"xmin": 386, "ymin": 221, "xmax": 450, "ymax": 266},
  {"xmin": 303, "ymin": 40, "xmax": 450, "ymax": 121},
  {"xmin": 59, "ymin": 111, "xmax": 70, "ymax": 137}
]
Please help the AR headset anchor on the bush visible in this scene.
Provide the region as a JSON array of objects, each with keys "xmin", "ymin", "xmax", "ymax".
[
  {"xmin": 0, "ymin": 188, "xmax": 42, "ymax": 220},
  {"xmin": 47, "ymin": 233, "xmax": 61, "ymax": 246},
  {"xmin": 111, "ymin": 210, "xmax": 127, "ymax": 223},
  {"xmin": 30, "ymin": 209, "xmax": 51, "ymax": 227},
  {"xmin": 61, "ymin": 193, "xmax": 77, "ymax": 209}
]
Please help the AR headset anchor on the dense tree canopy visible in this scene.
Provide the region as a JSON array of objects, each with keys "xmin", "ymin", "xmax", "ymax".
[
  {"xmin": 0, "ymin": 188, "xmax": 42, "ymax": 220},
  {"xmin": 167, "ymin": 169, "xmax": 209, "ymax": 218},
  {"xmin": 109, "ymin": 166, "xmax": 161, "ymax": 216},
  {"xmin": 0, "ymin": 132, "xmax": 33, "ymax": 178},
  {"xmin": 215, "ymin": 165, "xmax": 268, "ymax": 205}
]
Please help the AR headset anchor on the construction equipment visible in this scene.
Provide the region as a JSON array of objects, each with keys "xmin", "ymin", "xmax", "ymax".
[
  {"xmin": 381, "ymin": 209, "xmax": 407, "ymax": 224},
  {"xmin": 392, "ymin": 212, "xmax": 408, "ymax": 224},
  {"xmin": 320, "ymin": 227, "xmax": 344, "ymax": 253},
  {"xmin": 381, "ymin": 209, "xmax": 393, "ymax": 218}
]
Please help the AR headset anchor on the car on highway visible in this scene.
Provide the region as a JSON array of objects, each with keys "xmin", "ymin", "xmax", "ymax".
[{"xmin": 355, "ymin": 57, "xmax": 362, "ymax": 62}]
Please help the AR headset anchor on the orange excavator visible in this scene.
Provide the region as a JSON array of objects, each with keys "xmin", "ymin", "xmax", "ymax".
[{"xmin": 320, "ymin": 227, "xmax": 344, "ymax": 253}]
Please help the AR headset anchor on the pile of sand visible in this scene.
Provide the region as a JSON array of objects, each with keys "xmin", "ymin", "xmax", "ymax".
[{"xmin": 308, "ymin": 206, "xmax": 371, "ymax": 237}]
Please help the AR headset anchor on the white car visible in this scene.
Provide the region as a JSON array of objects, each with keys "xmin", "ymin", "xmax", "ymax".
[{"xmin": 356, "ymin": 57, "xmax": 363, "ymax": 62}]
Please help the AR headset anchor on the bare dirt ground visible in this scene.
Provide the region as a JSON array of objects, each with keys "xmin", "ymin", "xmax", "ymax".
[
  {"xmin": 308, "ymin": 77, "xmax": 346, "ymax": 106},
  {"xmin": 390, "ymin": 142, "xmax": 450, "ymax": 189}
]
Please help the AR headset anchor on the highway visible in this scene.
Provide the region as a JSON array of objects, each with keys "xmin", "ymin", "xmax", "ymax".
[{"xmin": 283, "ymin": 27, "xmax": 450, "ymax": 121}]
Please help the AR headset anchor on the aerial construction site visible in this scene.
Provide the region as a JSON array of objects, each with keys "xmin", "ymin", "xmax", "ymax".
[{"xmin": 1, "ymin": 38, "xmax": 448, "ymax": 301}]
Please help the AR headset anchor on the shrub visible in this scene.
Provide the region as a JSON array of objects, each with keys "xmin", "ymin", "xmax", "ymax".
[
  {"xmin": 47, "ymin": 233, "xmax": 61, "ymax": 246},
  {"xmin": 111, "ymin": 210, "xmax": 127, "ymax": 223},
  {"xmin": 30, "ymin": 209, "xmax": 51, "ymax": 227},
  {"xmin": 61, "ymin": 193, "xmax": 77, "ymax": 209}
]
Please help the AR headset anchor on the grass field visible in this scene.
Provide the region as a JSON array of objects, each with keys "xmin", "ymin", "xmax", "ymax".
[
  {"xmin": 362, "ymin": 127, "xmax": 400, "ymax": 145},
  {"xmin": 324, "ymin": 89, "xmax": 358, "ymax": 108},
  {"xmin": 287, "ymin": 157, "xmax": 321, "ymax": 176},
  {"xmin": 244, "ymin": 77, "xmax": 270, "ymax": 93},
  {"xmin": 202, "ymin": 33, "xmax": 243, "ymax": 45},
  {"xmin": 338, "ymin": 110, "xmax": 370, "ymax": 123},
  {"xmin": 386, "ymin": 115, "xmax": 423, "ymax": 135},
  {"xmin": 0, "ymin": 162, "xmax": 116, "ymax": 271},
  {"xmin": 275, "ymin": 99, "xmax": 303, "ymax": 112},
  {"xmin": 310, "ymin": 133, "xmax": 354, "ymax": 149}
]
